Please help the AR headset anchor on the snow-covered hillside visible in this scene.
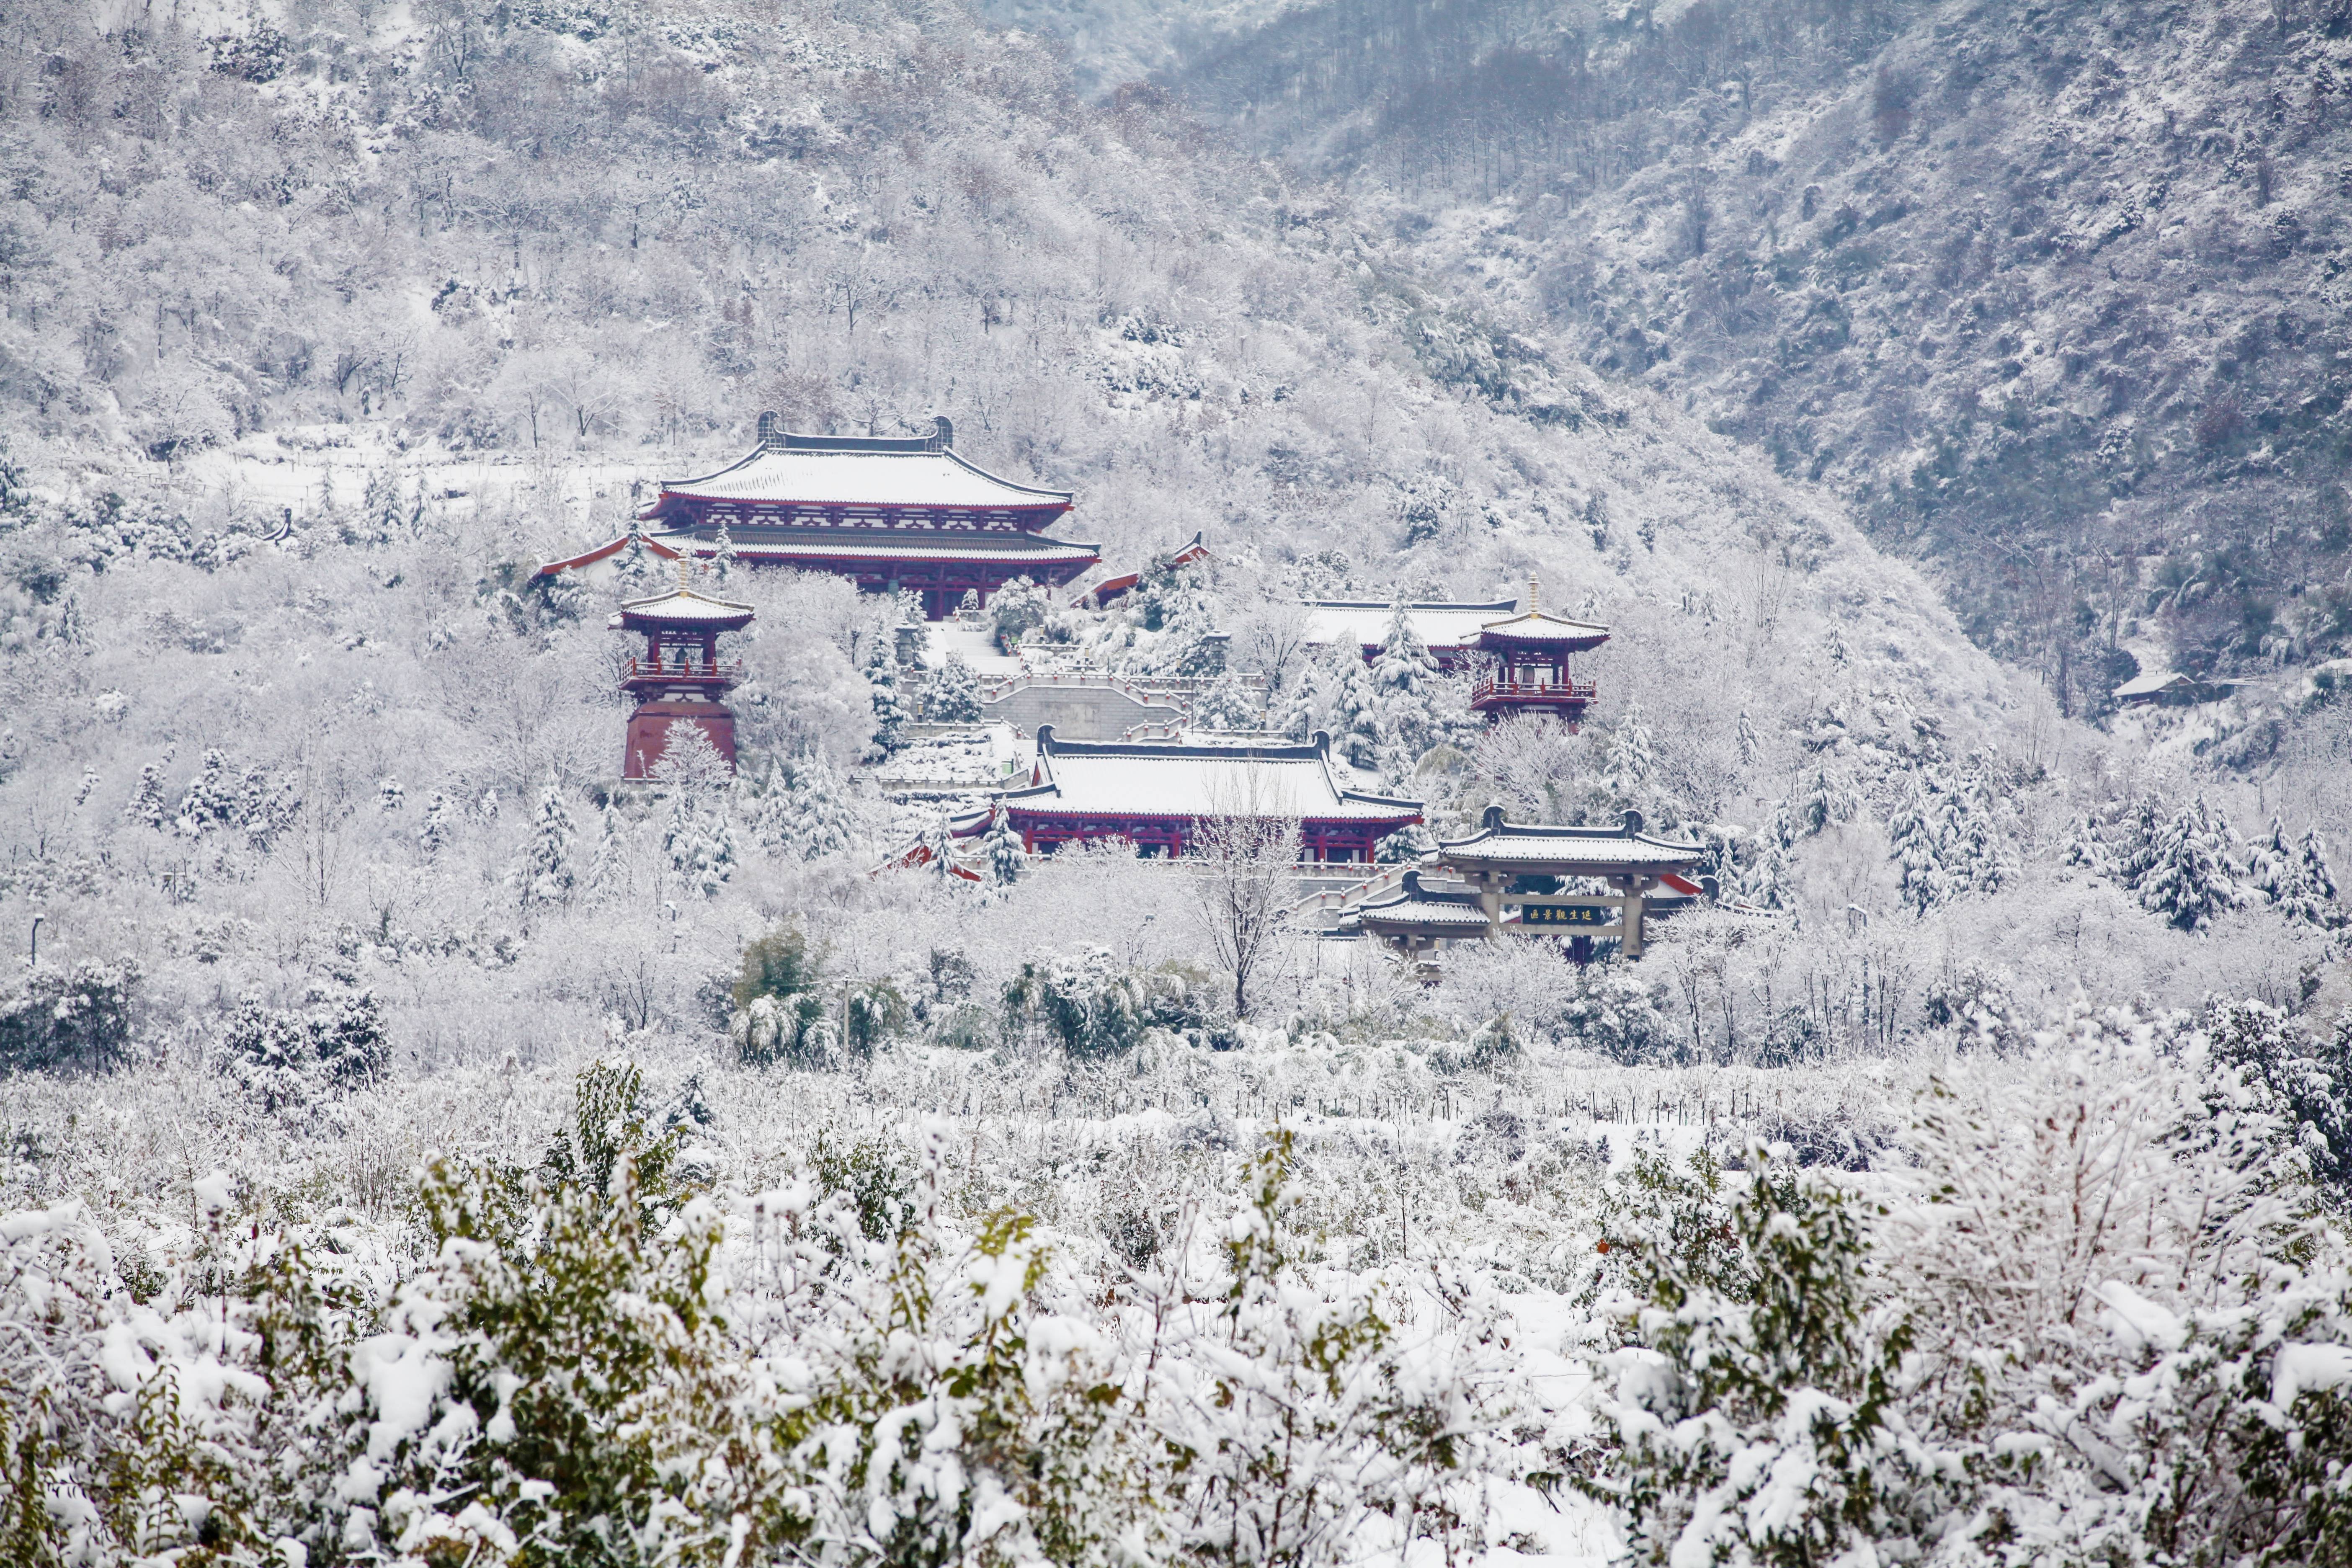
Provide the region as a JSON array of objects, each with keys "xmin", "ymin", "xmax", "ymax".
[{"xmin": 4, "ymin": 4, "xmax": 2352, "ymax": 1566}]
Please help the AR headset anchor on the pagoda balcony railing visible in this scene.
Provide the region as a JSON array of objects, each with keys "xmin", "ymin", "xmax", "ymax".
[
  {"xmin": 622, "ymin": 657, "xmax": 744, "ymax": 686},
  {"xmin": 1470, "ymin": 675, "xmax": 1598, "ymax": 708}
]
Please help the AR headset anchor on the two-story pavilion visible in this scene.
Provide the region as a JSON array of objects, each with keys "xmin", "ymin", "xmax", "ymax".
[
  {"xmin": 1302, "ymin": 579, "xmax": 1611, "ymax": 724},
  {"xmin": 539, "ymin": 415, "xmax": 1099, "ymax": 620}
]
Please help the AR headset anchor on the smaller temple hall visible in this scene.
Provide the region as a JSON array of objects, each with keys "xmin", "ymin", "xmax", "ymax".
[
  {"xmin": 986, "ymin": 727, "xmax": 1423, "ymax": 864},
  {"xmin": 1301, "ymin": 580, "xmax": 1611, "ymax": 723}
]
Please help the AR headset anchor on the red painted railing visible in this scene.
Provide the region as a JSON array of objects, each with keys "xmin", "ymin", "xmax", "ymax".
[
  {"xmin": 1470, "ymin": 676, "xmax": 1597, "ymax": 708},
  {"xmin": 622, "ymin": 657, "xmax": 744, "ymax": 686}
]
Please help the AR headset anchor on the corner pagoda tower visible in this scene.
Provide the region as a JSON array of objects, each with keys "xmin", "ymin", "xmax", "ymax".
[{"xmin": 611, "ymin": 560, "xmax": 755, "ymax": 780}]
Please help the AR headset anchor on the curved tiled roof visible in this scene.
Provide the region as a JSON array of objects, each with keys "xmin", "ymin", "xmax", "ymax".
[
  {"xmin": 609, "ymin": 585, "xmax": 756, "ymax": 630},
  {"xmin": 1437, "ymin": 807, "xmax": 1705, "ymax": 875},
  {"xmin": 999, "ymin": 730, "xmax": 1423, "ymax": 825},
  {"xmin": 647, "ymin": 432, "xmax": 1070, "ymax": 515}
]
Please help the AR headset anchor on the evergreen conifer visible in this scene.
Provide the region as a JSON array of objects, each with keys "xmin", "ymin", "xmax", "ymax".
[
  {"xmin": 585, "ymin": 799, "xmax": 632, "ymax": 904},
  {"xmin": 927, "ymin": 650, "xmax": 983, "ymax": 722},
  {"xmin": 984, "ymin": 808, "xmax": 1025, "ymax": 887},
  {"xmin": 521, "ymin": 782, "xmax": 579, "ymax": 908},
  {"xmin": 1888, "ymin": 771, "xmax": 1948, "ymax": 916},
  {"xmin": 862, "ymin": 641, "xmax": 908, "ymax": 761},
  {"xmin": 2279, "ymin": 827, "xmax": 2347, "ymax": 932},
  {"xmin": 125, "ymin": 763, "xmax": 166, "ymax": 830},
  {"xmin": 2139, "ymin": 795, "xmax": 2242, "ymax": 932},
  {"xmin": 418, "ymin": 791, "xmax": 453, "ymax": 858}
]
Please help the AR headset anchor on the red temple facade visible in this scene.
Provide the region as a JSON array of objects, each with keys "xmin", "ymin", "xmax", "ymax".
[
  {"xmin": 611, "ymin": 573, "xmax": 755, "ymax": 779},
  {"xmin": 541, "ymin": 415, "xmax": 1097, "ymax": 621},
  {"xmin": 983, "ymin": 726, "xmax": 1423, "ymax": 864}
]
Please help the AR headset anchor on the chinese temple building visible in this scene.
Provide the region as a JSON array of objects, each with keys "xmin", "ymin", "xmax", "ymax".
[
  {"xmin": 541, "ymin": 415, "xmax": 1098, "ymax": 620},
  {"xmin": 1434, "ymin": 807, "xmax": 1706, "ymax": 957},
  {"xmin": 1301, "ymin": 579, "xmax": 1611, "ymax": 725},
  {"xmin": 1297, "ymin": 806, "xmax": 1711, "ymax": 959},
  {"xmin": 1340, "ymin": 871, "xmax": 1498, "ymax": 955},
  {"xmin": 1299, "ymin": 598, "xmax": 1522, "ymax": 671},
  {"xmin": 610, "ymin": 565, "xmax": 754, "ymax": 780},
  {"xmin": 986, "ymin": 727, "xmax": 1422, "ymax": 863}
]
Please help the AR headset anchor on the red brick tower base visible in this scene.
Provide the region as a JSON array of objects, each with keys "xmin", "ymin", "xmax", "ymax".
[{"xmin": 622, "ymin": 700, "xmax": 741, "ymax": 780}]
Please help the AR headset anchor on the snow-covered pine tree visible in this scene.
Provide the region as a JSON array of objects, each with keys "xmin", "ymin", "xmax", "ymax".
[
  {"xmin": 2278, "ymin": 827, "xmax": 2347, "ymax": 932},
  {"xmin": 1736, "ymin": 708, "xmax": 1761, "ymax": 769},
  {"xmin": 237, "ymin": 766, "xmax": 301, "ymax": 853},
  {"xmin": 983, "ymin": 807, "xmax": 1025, "ymax": 887},
  {"xmin": 125, "ymin": 762, "xmax": 165, "ymax": 829},
  {"xmin": 612, "ymin": 530, "xmax": 660, "ymax": 597},
  {"xmin": 2246, "ymin": 816, "xmax": 2296, "ymax": 904},
  {"xmin": 585, "ymin": 799, "xmax": 633, "ymax": 904},
  {"xmin": 862, "ymin": 640, "xmax": 909, "ymax": 761},
  {"xmin": 1368, "ymin": 614, "xmax": 1443, "ymax": 774},
  {"xmin": 175, "ymin": 749, "xmax": 240, "ymax": 837},
  {"xmin": 1375, "ymin": 821, "xmax": 1435, "ymax": 863},
  {"xmin": 0, "ymin": 434, "xmax": 29, "ymax": 520},
  {"xmin": 378, "ymin": 777, "xmax": 405, "ymax": 814},
  {"xmin": 1190, "ymin": 672, "xmax": 1262, "ymax": 732},
  {"xmin": 356, "ymin": 469, "xmax": 407, "ymax": 545},
  {"xmin": 957, "ymin": 587, "xmax": 980, "ymax": 619},
  {"xmin": 2139, "ymin": 794, "xmax": 2243, "ymax": 932},
  {"xmin": 988, "ymin": 575, "xmax": 1050, "ymax": 650},
  {"xmin": 662, "ymin": 789, "xmax": 720, "ymax": 899},
  {"xmin": 1941, "ymin": 752, "xmax": 2015, "ymax": 898},
  {"xmin": 653, "ymin": 720, "xmax": 736, "ymax": 897},
  {"xmin": 2109, "ymin": 790, "xmax": 2168, "ymax": 890},
  {"xmin": 1887, "ymin": 770, "xmax": 1950, "ymax": 917},
  {"xmin": 1274, "ymin": 645, "xmax": 1340, "ymax": 742},
  {"xmin": 1793, "ymin": 759, "xmax": 1858, "ymax": 838},
  {"xmin": 921, "ymin": 813, "xmax": 962, "ymax": 884},
  {"xmin": 784, "ymin": 749, "xmax": 862, "ymax": 860},
  {"xmin": 1329, "ymin": 654, "xmax": 1382, "ymax": 770},
  {"xmin": 1601, "ymin": 699, "xmax": 1662, "ymax": 818},
  {"xmin": 417, "ymin": 791, "xmax": 453, "ymax": 858},
  {"xmin": 1741, "ymin": 801, "xmax": 1798, "ymax": 910},
  {"xmin": 926, "ymin": 650, "xmax": 983, "ymax": 722},
  {"xmin": 711, "ymin": 521, "xmax": 738, "ymax": 582},
  {"xmin": 521, "ymin": 781, "xmax": 578, "ymax": 908}
]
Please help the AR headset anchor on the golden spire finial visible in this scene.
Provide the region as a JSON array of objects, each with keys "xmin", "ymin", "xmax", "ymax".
[
  {"xmin": 676, "ymin": 549, "xmax": 693, "ymax": 592},
  {"xmin": 1528, "ymin": 575, "xmax": 1539, "ymax": 613}
]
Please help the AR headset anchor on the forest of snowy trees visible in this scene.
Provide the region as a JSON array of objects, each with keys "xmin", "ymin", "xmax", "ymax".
[{"xmin": 2, "ymin": 2, "xmax": 2351, "ymax": 1565}]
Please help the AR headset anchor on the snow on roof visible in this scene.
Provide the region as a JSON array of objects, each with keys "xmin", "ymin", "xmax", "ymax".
[
  {"xmin": 2114, "ymin": 670, "xmax": 2195, "ymax": 697},
  {"xmin": 1476, "ymin": 607, "xmax": 1611, "ymax": 648},
  {"xmin": 660, "ymin": 529, "xmax": 1099, "ymax": 566},
  {"xmin": 1437, "ymin": 807, "xmax": 1705, "ymax": 872},
  {"xmin": 1300, "ymin": 599, "xmax": 1519, "ymax": 651},
  {"xmin": 1003, "ymin": 731, "xmax": 1423, "ymax": 824},
  {"xmin": 1348, "ymin": 873, "xmax": 1493, "ymax": 931},
  {"xmin": 610, "ymin": 583, "xmax": 756, "ymax": 629},
  {"xmin": 648, "ymin": 431, "xmax": 1071, "ymax": 514}
]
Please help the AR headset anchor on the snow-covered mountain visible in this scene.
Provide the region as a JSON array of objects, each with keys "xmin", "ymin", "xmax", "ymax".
[{"xmin": 1001, "ymin": 0, "xmax": 2352, "ymax": 720}]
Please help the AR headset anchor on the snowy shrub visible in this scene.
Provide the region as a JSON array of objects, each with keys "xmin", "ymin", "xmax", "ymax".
[
  {"xmin": 1585, "ymin": 1149, "xmax": 1942, "ymax": 1567},
  {"xmin": 217, "ymin": 988, "xmax": 388, "ymax": 1109},
  {"xmin": 1559, "ymin": 964, "xmax": 1675, "ymax": 1065},
  {"xmin": 730, "ymin": 924, "xmax": 827, "ymax": 1069},
  {"xmin": 1151, "ymin": 1131, "xmax": 1510, "ymax": 1568},
  {"xmin": 0, "ymin": 958, "xmax": 141, "ymax": 1075}
]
